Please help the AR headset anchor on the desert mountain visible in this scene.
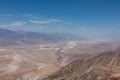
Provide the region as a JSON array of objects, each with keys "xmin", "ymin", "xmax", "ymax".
[
  {"xmin": 0, "ymin": 29, "xmax": 82, "ymax": 47},
  {"xmin": 43, "ymin": 51, "xmax": 120, "ymax": 80}
]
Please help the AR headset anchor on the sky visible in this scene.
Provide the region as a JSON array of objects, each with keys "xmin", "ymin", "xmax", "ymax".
[{"xmin": 0, "ymin": 0, "xmax": 120, "ymax": 40}]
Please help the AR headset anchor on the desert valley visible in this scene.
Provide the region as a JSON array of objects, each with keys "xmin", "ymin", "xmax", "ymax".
[
  {"xmin": 0, "ymin": 29, "xmax": 120, "ymax": 80},
  {"xmin": 0, "ymin": 0, "xmax": 120, "ymax": 80}
]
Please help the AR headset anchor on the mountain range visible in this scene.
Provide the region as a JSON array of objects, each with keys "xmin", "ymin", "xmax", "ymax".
[{"xmin": 0, "ymin": 29, "xmax": 83, "ymax": 47}]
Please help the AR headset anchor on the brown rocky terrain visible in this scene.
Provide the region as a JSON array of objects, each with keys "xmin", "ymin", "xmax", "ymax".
[
  {"xmin": 104, "ymin": 77, "xmax": 120, "ymax": 80},
  {"xmin": 43, "ymin": 51, "xmax": 120, "ymax": 80}
]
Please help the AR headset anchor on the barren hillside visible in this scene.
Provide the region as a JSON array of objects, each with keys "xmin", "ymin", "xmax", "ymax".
[{"xmin": 43, "ymin": 51, "xmax": 120, "ymax": 80}]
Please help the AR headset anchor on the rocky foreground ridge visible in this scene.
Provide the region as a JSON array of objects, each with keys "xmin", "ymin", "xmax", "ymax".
[{"xmin": 43, "ymin": 51, "xmax": 120, "ymax": 80}]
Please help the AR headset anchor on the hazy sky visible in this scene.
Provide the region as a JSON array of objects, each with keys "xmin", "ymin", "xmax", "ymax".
[{"xmin": 0, "ymin": 0, "xmax": 120, "ymax": 40}]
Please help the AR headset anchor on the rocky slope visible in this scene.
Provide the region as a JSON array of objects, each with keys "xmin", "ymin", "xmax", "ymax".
[{"xmin": 43, "ymin": 51, "xmax": 120, "ymax": 80}]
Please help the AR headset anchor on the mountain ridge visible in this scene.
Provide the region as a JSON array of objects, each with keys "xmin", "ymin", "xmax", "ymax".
[{"xmin": 43, "ymin": 51, "xmax": 120, "ymax": 80}]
